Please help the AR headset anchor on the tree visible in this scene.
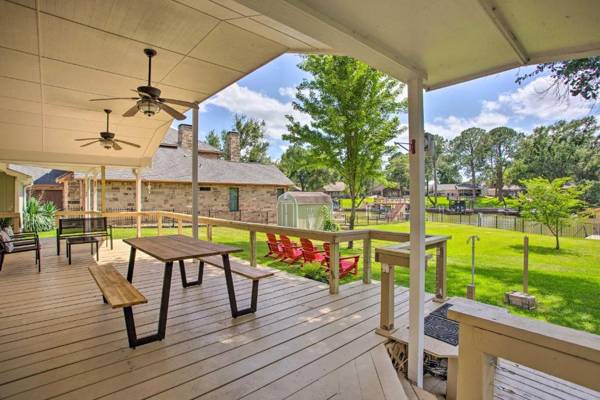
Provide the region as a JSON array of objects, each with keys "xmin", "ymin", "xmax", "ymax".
[
  {"xmin": 516, "ymin": 57, "xmax": 600, "ymax": 100},
  {"xmin": 518, "ymin": 177, "xmax": 588, "ymax": 250},
  {"xmin": 206, "ymin": 114, "xmax": 271, "ymax": 163},
  {"xmin": 278, "ymin": 144, "xmax": 338, "ymax": 191},
  {"xmin": 285, "ymin": 55, "xmax": 405, "ymax": 243},
  {"xmin": 484, "ymin": 127, "xmax": 523, "ymax": 202},
  {"xmin": 450, "ymin": 127, "xmax": 487, "ymax": 204},
  {"xmin": 425, "ymin": 134, "xmax": 447, "ymax": 206},
  {"xmin": 385, "ymin": 153, "xmax": 409, "ymax": 196}
]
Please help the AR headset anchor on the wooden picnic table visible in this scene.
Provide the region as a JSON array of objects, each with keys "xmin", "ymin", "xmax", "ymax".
[{"xmin": 122, "ymin": 235, "xmax": 241, "ymax": 346}]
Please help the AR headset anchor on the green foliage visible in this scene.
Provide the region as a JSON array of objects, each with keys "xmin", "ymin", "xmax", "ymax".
[
  {"xmin": 300, "ymin": 263, "xmax": 329, "ymax": 283},
  {"xmin": 518, "ymin": 177, "xmax": 588, "ymax": 250},
  {"xmin": 516, "ymin": 57, "xmax": 600, "ymax": 100},
  {"xmin": 385, "ymin": 153, "xmax": 409, "ymax": 196},
  {"xmin": 450, "ymin": 127, "xmax": 487, "ymax": 201},
  {"xmin": 23, "ymin": 197, "xmax": 56, "ymax": 233},
  {"xmin": 207, "ymin": 114, "xmax": 271, "ymax": 163},
  {"xmin": 339, "ymin": 197, "xmax": 375, "ymax": 209},
  {"xmin": 285, "ymin": 55, "xmax": 405, "ymax": 231},
  {"xmin": 483, "ymin": 127, "xmax": 523, "ymax": 201},
  {"xmin": 278, "ymin": 144, "xmax": 338, "ymax": 191},
  {"xmin": 319, "ymin": 205, "xmax": 339, "ymax": 232},
  {"xmin": 0, "ymin": 218, "xmax": 11, "ymax": 229}
]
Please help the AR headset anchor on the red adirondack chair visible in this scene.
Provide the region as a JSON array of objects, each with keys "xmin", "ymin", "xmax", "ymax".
[
  {"xmin": 299, "ymin": 238, "xmax": 326, "ymax": 267},
  {"xmin": 265, "ymin": 233, "xmax": 284, "ymax": 259},
  {"xmin": 323, "ymin": 242, "xmax": 360, "ymax": 278},
  {"xmin": 279, "ymin": 235, "xmax": 303, "ymax": 264}
]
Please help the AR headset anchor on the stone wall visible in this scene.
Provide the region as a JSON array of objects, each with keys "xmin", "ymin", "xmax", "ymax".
[{"xmin": 70, "ymin": 179, "xmax": 283, "ymax": 223}]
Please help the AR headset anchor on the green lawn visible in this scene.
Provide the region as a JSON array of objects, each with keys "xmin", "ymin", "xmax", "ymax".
[{"xmin": 40, "ymin": 222, "xmax": 600, "ymax": 334}]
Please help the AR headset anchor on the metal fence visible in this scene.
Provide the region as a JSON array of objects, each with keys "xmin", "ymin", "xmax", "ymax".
[{"xmin": 426, "ymin": 211, "xmax": 600, "ymax": 239}]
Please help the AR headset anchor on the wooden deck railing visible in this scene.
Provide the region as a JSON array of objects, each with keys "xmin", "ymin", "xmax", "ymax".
[
  {"xmin": 54, "ymin": 210, "xmax": 450, "ymax": 296},
  {"xmin": 448, "ymin": 304, "xmax": 600, "ymax": 399}
]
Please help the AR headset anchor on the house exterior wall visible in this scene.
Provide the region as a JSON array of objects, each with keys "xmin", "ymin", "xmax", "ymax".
[{"xmin": 64, "ymin": 179, "xmax": 284, "ymax": 224}]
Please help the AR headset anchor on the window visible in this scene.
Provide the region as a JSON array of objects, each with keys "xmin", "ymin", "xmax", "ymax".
[
  {"xmin": 229, "ymin": 187, "xmax": 239, "ymax": 212},
  {"xmin": 276, "ymin": 188, "xmax": 285, "ymax": 198},
  {"xmin": 199, "ymin": 187, "xmax": 211, "ymax": 191}
]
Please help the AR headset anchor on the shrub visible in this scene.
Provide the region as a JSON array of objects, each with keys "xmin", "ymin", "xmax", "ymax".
[
  {"xmin": 300, "ymin": 263, "xmax": 329, "ymax": 283},
  {"xmin": 320, "ymin": 205, "xmax": 339, "ymax": 232},
  {"xmin": 23, "ymin": 198, "xmax": 56, "ymax": 232}
]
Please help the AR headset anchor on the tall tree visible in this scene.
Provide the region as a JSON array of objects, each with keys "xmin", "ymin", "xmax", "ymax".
[
  {"xmin": 518, "ymin": 177, "xmax": 588, "ymax": 250},
  {"xmin": 450, "ymin": 127, "xmax": 487, "ymax": 204},
  {"xmin": 385, "ymin": 153, "xmax": 409, "ymax": 196},
  {"xmin": 516, "ymin": 57, "xmax": 600, "ymax": 100},
  {"xmin": 278, "ymin": 144, "xmax": 338, "ymax": 191},
  {"xmin": 285, "ymin": 55, "xmax": 404, "ymax": 242},
  {"xmin": 206, "ymin": 114, "xmax": 271, "ymax": 163},
  {"xmin": 484, "ymin": 127, "xmax": 523, "ymax": 202},
  {"xmin": 425, "ymin": 133, "xmax": 447, "ymax": 206}
]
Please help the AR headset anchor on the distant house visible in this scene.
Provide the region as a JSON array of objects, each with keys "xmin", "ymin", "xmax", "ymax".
[
  {"xmin": 369, "ymin": 183, "xmax": 403, "ymax": 198},
  {"xmin": 12, "ymin": 125, "xmax": 294, "ymax": 224},
  {"xmin": 429, "ymin": 183, "xmax": 483, "ymax": 200},
  {"xmin": 321, "ymin": 181, "xmax": 346, "ymax": 198},
  {"xmin": 486, "ymin": 185, "xmax": 524, "ymax": 198}
]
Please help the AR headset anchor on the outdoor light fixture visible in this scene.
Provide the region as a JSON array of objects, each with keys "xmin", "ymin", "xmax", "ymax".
[{"xmin": 137, "ymin": 98, "xmax": 160, "ymax": 117}]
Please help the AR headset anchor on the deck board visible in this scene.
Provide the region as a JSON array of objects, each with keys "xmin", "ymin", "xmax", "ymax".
[{"xmin": 0, "ymin": 238, "xmax": 598, "ymax": 400}]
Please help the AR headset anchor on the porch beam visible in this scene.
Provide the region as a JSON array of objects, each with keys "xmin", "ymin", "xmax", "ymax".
[
  {"xmin": 134, "ymin": 168, "xmax": 142, "ymax": 238},
  {"xmin": 478, "ymin": 0, "xmax": 529, "ymax": 64},
  {"xmin": 407, "ymin": 77, "xmax": 426, "ymax": 387},
  {"xmin": 192, "ymin": 104, "xmax": 199, "ymax": 240}
]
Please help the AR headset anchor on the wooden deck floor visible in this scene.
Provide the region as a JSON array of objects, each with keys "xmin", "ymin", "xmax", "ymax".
[
  {"xmin": 0, "ymin": 239, "xmax": 416, "ymax": 400},
  {"xmin": 0, "ymin": 238, "xmax": 597, "ymax": 400}
]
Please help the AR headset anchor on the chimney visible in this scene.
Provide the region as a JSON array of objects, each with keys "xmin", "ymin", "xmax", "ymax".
[
  {"xmin": 177, "ymin": 124, "xmax": 193, "ymax": 150},
  {"xmin": 225, "ymin": 131, "xmax": 241, "ymax": 162}
]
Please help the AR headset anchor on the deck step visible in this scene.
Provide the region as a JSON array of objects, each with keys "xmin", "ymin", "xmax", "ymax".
[
  {"xmin": 399, "ymin": 375, "xmax": 441, "ymax": 400},
  {"xmin": 368, "ymin": 343, "xmax": 410, "ymax": 399}
]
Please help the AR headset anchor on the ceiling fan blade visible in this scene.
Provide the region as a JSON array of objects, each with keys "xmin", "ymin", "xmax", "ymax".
[
  {"xmin": 75, "ymin": 138, "xmax": 100, "ymax": 141},
  {"xmin": 80, "ymin": 140, "xmax": 100, "ymax": 147},
  {"xmin": 112, "ymin": 141, "xmax": 122, "ymax": 151},
  {"xmin": 114, "ymin": 139, "xmax": 141, "ymax": 148},
  {"xmin": 159, "ymin": 98, "xmax": 196, "ymax": 108},
  {"xmin": 123, "ymin": 104, "xmax": 139, "ymax": 117},
  {"xmin": 160, "ymin": 103, "xmax": 186, "ymax": 120},
  {"xmin": 89, "ymin": 97, "xmax": 138, "ymax": 101}
]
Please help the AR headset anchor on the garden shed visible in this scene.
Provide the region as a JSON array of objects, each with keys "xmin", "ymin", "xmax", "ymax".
[{"xmin": 277, "ymin": 192, "xmax": 333, "ymax": 230}]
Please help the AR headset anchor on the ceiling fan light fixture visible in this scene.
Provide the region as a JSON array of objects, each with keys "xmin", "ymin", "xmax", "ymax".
[{"xmin": 138, "ymin": 98, "xmax": 160, "ymax": 117}]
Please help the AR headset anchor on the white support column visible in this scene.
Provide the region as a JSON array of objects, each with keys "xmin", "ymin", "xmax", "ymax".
[
  {"xmin": 192, "ymin": 105, "xmax": 199, "ymax": 240},
  {"xmin": 407, "ymin": 77, "xmax": 426, "ymax": 387},
  {"xmin": 134, "ymin": 168, "xmax": 142, "ymax": 238},
  {"xmin": 100, "ymin": 166, "xmax": 106, "ymax": 213}
]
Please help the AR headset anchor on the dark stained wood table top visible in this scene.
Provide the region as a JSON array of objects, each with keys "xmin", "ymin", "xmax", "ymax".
[{"xmin": 123, "ymin": 235, "xmax": 242, "ymax": 263}]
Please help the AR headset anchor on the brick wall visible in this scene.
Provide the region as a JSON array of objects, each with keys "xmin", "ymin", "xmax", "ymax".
[{"xmin": 75, "ymin": 180, "xmax": 282, "ymax": 223}]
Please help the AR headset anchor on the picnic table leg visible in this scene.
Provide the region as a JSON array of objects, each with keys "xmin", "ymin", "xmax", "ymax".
[
  {"xmin": 179, "ymin": 259, "xmax": 204, "ymax": 288},
  {"xmin": 127, "ymin": 247, "xmax": 136, "ymax": 282},
  {"xmin": 157, "ymin": 261, "xmax": 173, "ymax": 340},
  {"xmin": 222, "ymin": 254, "xmax": 258, "ymax": 318}
]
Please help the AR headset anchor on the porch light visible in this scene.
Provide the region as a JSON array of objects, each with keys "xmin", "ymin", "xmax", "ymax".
[{"xmin": 137, "ymin": 99, "xmax": 160, "ymax": 117}]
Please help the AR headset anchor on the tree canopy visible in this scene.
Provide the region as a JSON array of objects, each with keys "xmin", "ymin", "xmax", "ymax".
[
  {"xmin": 450, "ymin": 127, "xmax": 487, "ymax": 202},
  {"xmin": 284, "ymin": 55, "xmax": 405, "ymax": 235},
  {"xmin": 278, "ymin": 144, "xmax": 338, "ymax": 192},
  {"xmin": 206, "ymin": 114, "xmax": 271, "ymax": 163}
]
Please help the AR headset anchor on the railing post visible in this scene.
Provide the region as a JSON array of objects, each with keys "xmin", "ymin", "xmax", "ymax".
[
  {"xmin": 157, "ymin": 212, "xmax": 163, "ymax": 236},
  {"xmin": 362, "ymin": 236, "xmax": 371, "ymax": 284},
  {"xmin": 329, "ymin": 241, "xmax": 340, "ymax": 294},
  {"xmin": 434, "ymin": 241, "xmax": 447, "ymax": 302},
  {"xmin": 206, "ymin": 224, "xmax": 213, "ymax": 241},
  {"xmin": 380, "ymin": 263, "xmax": 395, "ymax": 330},
  {"xmin": 456, "ymin": 324, "xmax": 497, "ymax": 399},
  {"xmin": 177, "ymin": 218, "xmax": 183, "ymax": 235},
  {"xmin": 249, "ymin": 230, "xmax": 257, "ymax": 267}
]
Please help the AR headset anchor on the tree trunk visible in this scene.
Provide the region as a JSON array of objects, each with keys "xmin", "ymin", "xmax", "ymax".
[
  {"xmin": 496, "ymin": 166, "xmax": 504, "ymax": 202},
  {"xmin": 471, "ymin": 166, "xmax": 477, "ymax": 209},
  {"xmin": 432, "ymin": 157, "xmax": 438, "ymax": 207},
  {"xmin": 348, "ymin": 195, "xmax": 356, "ymax": 249}
]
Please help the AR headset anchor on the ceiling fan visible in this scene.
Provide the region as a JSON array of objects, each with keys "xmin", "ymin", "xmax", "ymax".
[
  {"xmin": 75, "ymin": 109, "xmax": 141, "ymax": 151},
  {"xmin": 89, "ymin": 48, "xmax": 195, "ymax": 120}
]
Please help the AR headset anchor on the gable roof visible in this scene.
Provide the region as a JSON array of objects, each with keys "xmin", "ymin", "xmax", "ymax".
[
  {"xmin": 322, "ymin": 182, "xmax": 346, "ymax": 192},
  {"xmin": 72, "ymin": 146, "xmax": 293, "ymax": 186},
  {"xmin": 7, "ymin": 165, "xmax": 68, "ymax": 185}
]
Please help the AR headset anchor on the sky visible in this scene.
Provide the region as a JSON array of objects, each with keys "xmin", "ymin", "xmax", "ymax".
[{"xmin": 172, "ymin": 53, "xmax": 598, "ymax": 160}]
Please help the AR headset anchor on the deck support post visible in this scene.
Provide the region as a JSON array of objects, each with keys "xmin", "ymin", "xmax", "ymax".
[
  {"xmin": 249, "ymin": 231, "xmax": 257, "ymax": 267},
  {"xmin": 407, "ymin": 77, "xmax": 426, "ymax": 387},
  {"xmin": 379, "ymin": 263, "xmax": 395, "ymax": 330},
  {"xmin": 134, "ymin": 168, "xmax": 142, "ymax": 238},
  {"xmin": 192, "ymin": 104, "xmax": 199, "ymax": 240},
  {"xmin": 435, "ymin": 241, "xmax": 447, "ymax": 301},
  {"xmin": 363, "ymin": 236, "xmax": 371, "ymax": 284},
  {"xmin": 329, "ymin": 241, "xmax": 340, "ymax": 294}
]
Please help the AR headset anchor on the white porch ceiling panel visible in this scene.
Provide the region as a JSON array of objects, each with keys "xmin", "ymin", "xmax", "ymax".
[
  {"xmin": 238, "ymin": 0, "xmax": 600, "ymax": 89},
  {"xmin": 0, "ymin": 0, "xmax": 329, "ymax": 168}
]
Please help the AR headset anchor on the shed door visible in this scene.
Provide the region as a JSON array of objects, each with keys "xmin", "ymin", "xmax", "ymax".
[{"xmin": 0, "ymin": 172, "xmax": 15, "ymax": 212}]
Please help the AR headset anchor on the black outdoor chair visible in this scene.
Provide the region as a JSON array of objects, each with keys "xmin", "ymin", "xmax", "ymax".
[{"xmin": 0, "ymin": 232, "xmax": 41, "ymax": 272}]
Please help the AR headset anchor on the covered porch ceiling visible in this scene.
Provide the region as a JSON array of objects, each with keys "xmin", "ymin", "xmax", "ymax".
[
  {"xmin": 1, "ymin": 0, "xmax": 599, "ymax": 169},
  {"xmin": 0, "ymin": 0, "xmax": 329, "ymax": 168}
]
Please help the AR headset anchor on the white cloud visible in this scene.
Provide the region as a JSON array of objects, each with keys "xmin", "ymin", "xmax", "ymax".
[
  {"xmin": 278, "ymin": 86, "xmax": 296, "ymax": 98},
  {"xmin": 426, "ymin": 110, "xmax": 510, "ymax": 139},
  {"xmin": 202, "ymin": 83, "xmax": 310, "ymax": 139}
]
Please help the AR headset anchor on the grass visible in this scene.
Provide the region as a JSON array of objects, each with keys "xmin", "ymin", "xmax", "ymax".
[{"xmin": 39, "ymin": 222, "xmax": 600, "ymax": 334}]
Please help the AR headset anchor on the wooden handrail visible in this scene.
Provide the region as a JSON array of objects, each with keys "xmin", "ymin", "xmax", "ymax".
[{"xmin": 448, "ymin": 305, "xmax": 600, "ymax": 398}]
